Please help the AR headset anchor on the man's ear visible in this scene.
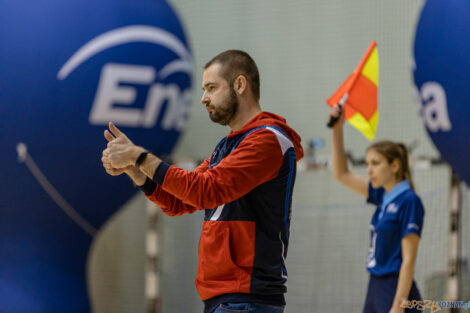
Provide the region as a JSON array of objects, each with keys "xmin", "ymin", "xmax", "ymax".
[{"xmin": 233, "ymin": 75, "xmax": 247, "ymax": 95}]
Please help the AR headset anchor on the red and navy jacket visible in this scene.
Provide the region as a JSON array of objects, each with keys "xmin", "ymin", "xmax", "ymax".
[{"xmin": 140, "ymin": 112, "xmax": 303, "ymax": 311}]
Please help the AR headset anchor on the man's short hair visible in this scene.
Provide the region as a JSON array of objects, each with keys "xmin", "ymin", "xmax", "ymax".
[{"xmin": 204, "ymin": 50, "xmax": 260, "ymax": 101}]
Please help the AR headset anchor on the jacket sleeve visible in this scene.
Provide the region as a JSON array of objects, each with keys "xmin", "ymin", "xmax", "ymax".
[
  {"xmin": 156, "ymin": 129, "xmax": 285, "ymax": 209},
  {"xmin": 141, "ymin": 157, "xmax": 210, "ymax": 216}
]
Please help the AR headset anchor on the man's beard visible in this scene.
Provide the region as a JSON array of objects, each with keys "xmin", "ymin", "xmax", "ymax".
[{"xmin": 207, "ymin": 88, "xmax": 238, "ymax": 125}]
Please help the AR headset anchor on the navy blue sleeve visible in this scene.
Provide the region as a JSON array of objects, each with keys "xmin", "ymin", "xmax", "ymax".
[
  {"xmin": 152, "ymin": 161, "xmax": 171, "ymax": 185},
  {"xmin": 367, "ymin": 183, "xmax": 385, "ymax": 205},
  {"xmin": 140, "ymin": 177, "xmax": 157, "ymax": 196},
  {"xmin": 399, "ymin": 195, "xmax": 425, "ymax": 238},
  {"xmin": 139, "ymin": 161, "xmax": 170, "ymax": 195}
]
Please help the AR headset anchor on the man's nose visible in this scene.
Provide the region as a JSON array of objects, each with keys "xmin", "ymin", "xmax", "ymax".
[{"xmin": 201, "ymin": 93, "xmax": 210, "ymax": 105}]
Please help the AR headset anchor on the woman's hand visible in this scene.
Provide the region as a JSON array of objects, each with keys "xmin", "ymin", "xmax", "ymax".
[{"xmin": 328, "ymin": 105, "xmax": 345, "ymax": 129}]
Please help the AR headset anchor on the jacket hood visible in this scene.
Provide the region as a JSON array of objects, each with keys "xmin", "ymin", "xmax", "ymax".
[{"xmin": 228, "ymin": 111, "xmax": 304, "ymax": 160}]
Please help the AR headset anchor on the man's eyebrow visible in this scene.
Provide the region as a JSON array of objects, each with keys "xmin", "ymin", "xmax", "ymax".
[{"xmin": 202, "ymin": 82, "xmax": 216, "ymax": 89}]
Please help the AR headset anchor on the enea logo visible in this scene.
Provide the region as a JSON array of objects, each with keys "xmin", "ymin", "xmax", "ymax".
[{"xmin": 57, "ymin": 25, "xmax": 193, "ymax": 130}]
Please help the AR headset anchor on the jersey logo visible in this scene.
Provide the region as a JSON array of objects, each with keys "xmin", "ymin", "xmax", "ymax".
[
  {"xmin": 407, "ymin": 223, "xmax": 420, "ymax": 231},
  {"xmin": 386, "ymin": 203, "xmax": 399, "ymax": 214}
]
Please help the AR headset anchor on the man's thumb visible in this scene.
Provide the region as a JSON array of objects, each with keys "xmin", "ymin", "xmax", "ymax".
[{"xmin": 108, "ymin": 122, "xmax": 122, "ymax": 138}]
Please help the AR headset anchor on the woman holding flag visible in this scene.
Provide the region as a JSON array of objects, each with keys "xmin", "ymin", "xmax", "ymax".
[
  {"xmin": 329, "ymin": 107, "xmax": 424, "ymax": 313},
  {"xmin": 327, "ymin": 41, "xmax": 425, "ymax": 313}
]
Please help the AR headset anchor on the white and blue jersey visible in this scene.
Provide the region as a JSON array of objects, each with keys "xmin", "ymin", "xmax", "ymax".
[{"xmin": 366, "ymin": 180, "xmax": 425, "ymax": 277}]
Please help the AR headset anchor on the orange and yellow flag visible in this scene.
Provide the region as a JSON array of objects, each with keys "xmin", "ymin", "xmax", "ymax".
[{"xmin": 327, "ymin": 41, "xmax": 379, "ymax": 140}]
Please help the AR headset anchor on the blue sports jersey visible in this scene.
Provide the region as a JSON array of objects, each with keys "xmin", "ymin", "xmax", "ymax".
[{"xmin": 366, "ymin": 180, "xmax": 425, "ymax": 276}]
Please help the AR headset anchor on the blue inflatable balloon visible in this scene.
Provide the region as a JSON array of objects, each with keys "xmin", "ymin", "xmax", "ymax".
[
  {"xmin": 0, "ymin": 0, "xmax": 192, "ymax": 311},
  {"xmin": 413, "ymin": 0, "xmax": 470, "ymax": 183}
]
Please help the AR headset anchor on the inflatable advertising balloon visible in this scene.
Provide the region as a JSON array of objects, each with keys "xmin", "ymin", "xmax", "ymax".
[
  {"xmin": 413, "ymin": 0, "xmax": 470, "ymax": 184},
  {"xmin": 0, "ymin": 0, "xmax": 192, "ymax": 311}
]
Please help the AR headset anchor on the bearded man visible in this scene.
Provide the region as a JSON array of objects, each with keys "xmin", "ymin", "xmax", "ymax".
[{"xmin": 101, "ymin": 50, "xmax": 304, "ymax": 313}]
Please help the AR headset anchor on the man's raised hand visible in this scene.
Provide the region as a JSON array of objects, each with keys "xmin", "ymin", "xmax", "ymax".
[
  {"xmin": 102, "ymin": 122, "xmax": 145, "ymax": 170},
  {"xmin": 101, "ymin": 128, "xmax": 130, "ymax": 176}
]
